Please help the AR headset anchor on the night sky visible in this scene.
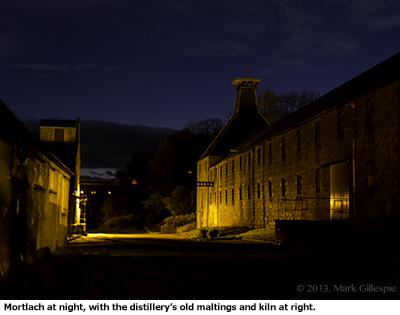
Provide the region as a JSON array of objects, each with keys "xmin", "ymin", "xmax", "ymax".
[{"xmin": 1, "ymin": 1, "xmax": 400, "ymax": 131}]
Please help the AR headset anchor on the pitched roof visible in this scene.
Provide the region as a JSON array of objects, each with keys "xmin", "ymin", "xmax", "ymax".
[
  {"xmin": 200, "ymin": 76, "xmax": 269, "ymax": 160},
  {"xmin": 40, "ymin": 119, "xmax": 78, "ymax": 128},
  {"xmin": 233, "ymin": 51, "xmax": 400, "ymax": 153}
]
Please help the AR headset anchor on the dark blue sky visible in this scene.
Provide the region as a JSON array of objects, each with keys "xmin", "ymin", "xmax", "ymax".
[{"xmin": 1, "ymin": 0, "xmax": 400, "ymax": 130}]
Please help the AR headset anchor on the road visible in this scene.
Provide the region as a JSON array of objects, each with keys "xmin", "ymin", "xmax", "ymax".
[{"xmin": 1, "ymin": 233, "xmax": 399, "ymax": 300}]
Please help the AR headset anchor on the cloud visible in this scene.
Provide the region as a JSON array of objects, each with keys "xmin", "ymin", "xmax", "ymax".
[
  {"xmin": 11, "ymin": 63, "xmax": 69, "ymax": 71},
  {"xmin": 8, "ymin": 62, "xmax": 105, "ymax": 71},
  {"xmin": 81, "ymin": 168, "xmax": 118, "ymax": 179},
  {"xmin": 72, "ymin": 63, "xmax": 98, "ymax": 70}
]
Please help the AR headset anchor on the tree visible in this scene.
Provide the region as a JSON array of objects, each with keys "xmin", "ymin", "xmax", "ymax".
[
  {"xmin": 147, "ymin": 118, "xmax": 223, "ymax": 196},
  {"xmin": 258, "ymin": 89, "xmax": 320, "ymax": 124},
  {"xmin": 116, "ymin": 150, "xmax": 153, "ymax": 184},
  {"xmin": 184, "ymin": 118, "xmax": 223, "ymax": 136},
  {"xmin": 163, "ymin": 186, "xmax": 196, "ymax": 216}
]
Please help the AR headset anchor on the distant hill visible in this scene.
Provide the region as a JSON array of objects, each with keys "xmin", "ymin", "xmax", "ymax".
[{"xmin": 25, "ymin": 119, "xmax": 177, "ymax": 170}]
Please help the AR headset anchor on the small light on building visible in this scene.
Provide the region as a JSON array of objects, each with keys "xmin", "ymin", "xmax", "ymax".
[{"xmin": 108, "ymin": 191, "xmax": 111, "ymax": 194}]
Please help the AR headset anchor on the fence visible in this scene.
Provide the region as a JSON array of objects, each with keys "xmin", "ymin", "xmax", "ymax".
[{"xmin": 277, "ymin": 197, "xmax": 349, "ymax": 221}]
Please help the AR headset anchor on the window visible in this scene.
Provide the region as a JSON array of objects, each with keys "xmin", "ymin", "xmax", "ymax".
[
  {"xmin": 337, "ymin": 111, "xmax": 344, "ymax": 138},
  {"xmin": 268, "ymin": 181, "xmax": 272, "ymax": 197},
  {"xmin": 297, "ymin": 130, "xmax": 301, "ymax": 151},
  {"xmin": 225, "ymin": 190, "xmax": 228, "ymax": 204},
  {"xmin": 35, "ymin": 163, "xmax": 43, "ymax": 186},
  {"xmin": 220, "ymin": 191, "xmax": 222, "ymax": 203},
  {"xmin": 367, "ymin": 160, "xmax": 374, "ymax": 189},
  {"xmin": 50, "ymin": 168, "xmax": 58, "ymax": 191},
  {"xmin": 297, "ymin": 175, "xmax": 301, "ymax": 195},
  {"xmin": 366, "ymin": 98, "xmax": 373, "ymax": 131},
  {"xmin": 257, "ymin": 148, "xmax": 261, "ymax": 164},
  {"xmin": 257, "ymin": 183, "xmax": 261, "ymax": 198},
  {"xmin": 232, "ymin": 159, "xmax": 235, "ymax": 175},
  {"xmin": 281, "ymin": 137, "xmax": 285, "ymax": 156},
  {"xmin": 239, "ymin": 186, "xmax": 242, "ymax": 200},
  {"xmin": 55, "ymin": 128, "xmax": 64, "ymax": 142},
  {"xmin": 240, "ymin": 156, "xmax": 242, "ymax": 170},
  {"xmin": 232, "ymin": 188, "xmax": 235, "ymax": 205},
  {"xmin": 248, "ymin": 185, "xmax": 251, "ymax": 199},
  {"xmin": 248, "ymin": 152, "xmax": 251, "ymax": 167},
  {"xmin": 315, "ymin": 122, "xmax": 321, "ymax": 144},
  {"xmin": 282, "ymin": 178, "xmax": 285, "ymax": 196},
  {"xmin": 316, "ymin": 170, "xmax": 321, "ymax": 193}
]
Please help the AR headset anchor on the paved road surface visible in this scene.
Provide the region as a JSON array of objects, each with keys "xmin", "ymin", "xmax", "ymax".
[{"xmin": 1, "ymin": 234, "xmax": 399, "ymax": 300}]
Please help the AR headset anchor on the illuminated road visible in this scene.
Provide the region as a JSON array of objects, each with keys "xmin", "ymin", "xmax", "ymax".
[{"xmin": 1, "ymin": 234, "xmax": 399, "ymax": 300}]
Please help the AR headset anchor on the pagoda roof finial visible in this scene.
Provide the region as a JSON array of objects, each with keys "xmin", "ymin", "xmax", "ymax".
[{"xmin": 243, "ymin": 64, "xmax": 250, "ymax": 76}]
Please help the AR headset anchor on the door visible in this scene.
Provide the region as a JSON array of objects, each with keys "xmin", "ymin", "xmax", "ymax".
[{"xmin": 330, "ymin": 162, "xmax": 349, "ymax": 220}]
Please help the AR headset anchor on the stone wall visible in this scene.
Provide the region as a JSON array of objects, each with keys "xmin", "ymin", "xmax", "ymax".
[
  {"xmin": 197, "ymin": 77, "xmax": 400, "ymax": 238},
  {"xmin": 0, "ymin": 137, "xmax": 71, "ymax": 283}
]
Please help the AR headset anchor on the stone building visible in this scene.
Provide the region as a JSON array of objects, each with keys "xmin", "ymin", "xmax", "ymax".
[
  {"xmin": 197, "ymin": 52, "xmax": 400, "ymax": 242},
  {"xmin": 0, "ymin": 100, "xmax": 73, "ymax": 283}
]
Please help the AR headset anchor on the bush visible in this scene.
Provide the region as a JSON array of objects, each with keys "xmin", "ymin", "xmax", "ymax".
[
  {"xmin": 163, "ymin": 186, "xmax": 195, "ymax": 216},
  {"xmin": 160, "ymin": 212, "xmax": 196, "ymax": 234}
]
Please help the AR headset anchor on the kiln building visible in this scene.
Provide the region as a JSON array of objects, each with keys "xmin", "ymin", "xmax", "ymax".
[{"xmin": 197, "ymin": 52, "xmax": 400, "ymax": 242}]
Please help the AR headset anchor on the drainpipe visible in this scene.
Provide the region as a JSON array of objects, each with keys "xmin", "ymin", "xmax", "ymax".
[
  {"xmin": 350, "ymin": 100, "xmax": 357, "ymax": 233},
  {"xmin": 252, "ymin": 147, "xmax": 255, "ymax": 228}
]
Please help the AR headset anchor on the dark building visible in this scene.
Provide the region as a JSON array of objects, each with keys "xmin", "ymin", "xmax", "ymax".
[
  {"xmin": 197, "ymin": 52, "xmax": 400, "ymax": 244},
  {"xmin": 0, "ymin": 100, "xmax": 73, "ymax": 283}
]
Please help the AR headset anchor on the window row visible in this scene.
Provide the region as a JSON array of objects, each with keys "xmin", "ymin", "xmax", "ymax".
[
  {"xmin": 206, "ymin": 159, "xmax": 375, "ymax": 206},
  {"xmin": 209, "ymin": 172, "xmax": 323, "ymax": 206}
]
